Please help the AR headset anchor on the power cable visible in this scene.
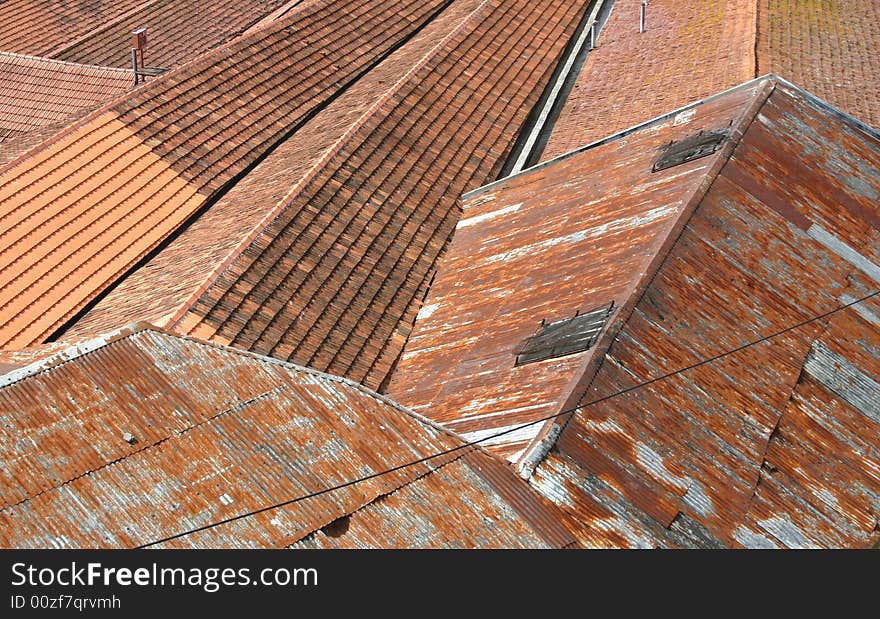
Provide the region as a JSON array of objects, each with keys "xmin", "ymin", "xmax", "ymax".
[{"xmin": 137, "ymin": 289, "xmax": 879, "ymax": 548}]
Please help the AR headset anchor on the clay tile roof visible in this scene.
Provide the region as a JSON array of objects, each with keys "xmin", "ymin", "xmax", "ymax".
[
  {"xmin": 542, "ymin": 0, "xmax": 880, "ymax": 161},
  {"xmin": 0, "ymin": 0, "xmax": 143, "ymax": 57},
  {"xmin": 389, "ymin": 76, "xmax": 880, "ymax": 548},
  {"xmin": 0, "ymin": 324, "xmax": 577, "ymax": 549},
  {"xmin": 62, "ymin": 0, "xmax": 595, "ymax": 391},
  {"xmin": 0, "ymin": 0, "xmax": 460, "ymax": 351},
  {"xmin": 0, "ymin": 51, "xmax": 131, "ymax": 137},
  {"xmin": 52, "ymin": 0, "xmax": 294, "ymax": 70}
]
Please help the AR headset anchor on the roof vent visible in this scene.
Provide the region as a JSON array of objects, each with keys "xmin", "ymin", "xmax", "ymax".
[
  {"xmin": 515, "ymin": 302, "xmax": 614, "ymax": 366},
  {"xmin": 653, "ymin": 129, "xmax": 728, "ymax": 172},
  {"xmin": 123, "ymin": 432, "xmax": 138, "ymax": 445},
  {"xmin": 130, "ymin": 28, "xmax": 168, "ymax": 85}
]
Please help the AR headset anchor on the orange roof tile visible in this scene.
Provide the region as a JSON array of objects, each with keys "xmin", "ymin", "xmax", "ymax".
[
  {"xmin": 52, "ymin": 0, "xmax": 293, "ymax": 69},
  {"xmin": 0, "ymin": 52, "xmax": 131, "ymax": 134},
  {"xmin": 0, "ymin": 324, "xmax": 576, "ymax": 549},
  {"xmin": 0, "ymin": 0, "xmax": 455, "ymax": 351},
  {"xmin": 63, "ymin": 0, "xmax": 594, "ymax": 391},
  {"xmin": 389, "ymin": 77, "xmax": 880, "ymax": 547}
]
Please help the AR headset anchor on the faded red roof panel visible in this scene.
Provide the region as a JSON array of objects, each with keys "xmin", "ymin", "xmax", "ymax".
[
  {"xmin": 0, "ymin": 0, "xmax": 143, "ymax": 56},
  {"xmin": 53, "ymin": 0, "xmax": 293, "ymax": 69},
  {"xmin": 66, "ymin": 0, "xmax": 594, "ymax": 391},
  {"xmin": 538, "ymin": 80, "xmax": 880, "ymax": 548},
  {"xmin": 390, "ymin": 77, "xmax": 880, "ymax": 547},
  {"xmin": 386, "ymin": 78, "xmax": 772, "ymax": 462},
  {"xmin": 758, "ymin": 0, "xmax": 880, "ymax": 130},
  {"xmin": 542, "ymin": 0, "xmax": 755, "ymax": 160},
  {"xmin": 0, "ymin": 324, "xmax": 575, "ymax": 549},
  {"xmin": 0, "ymin": 0, "xmax": 452, "ymax": 350}
]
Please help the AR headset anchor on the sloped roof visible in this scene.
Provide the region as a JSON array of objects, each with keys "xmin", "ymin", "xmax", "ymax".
[
  {"xmin": 389, "ymin": 76, "xmax": 880, "ymax": 548},
  {"xmin": 0, "ymin": 52, "xmax": 131, "ymax": 155},
  {"xmin": 52, "ymin": 0, "xmax": 292, "ymax": 69},
  {"xmin": 0, "ymin": 0, "xmax": 143, "ymax": 56},
  {"xmin": 0, "ymin": 0, "xmax": 455, "ymax": 351},
  {"xmin": 0, "ymin": 324, "xmax": 576, "ymax": 549},
  {"xmin": 63, "ymin": 0, "xmax": 593, "ymax": 391},
  {"xmin": 387, "ymin": 78, "xmax": 773, "ymax": 461},
  {"xmin": 543, "ymin": 0, "xmax": 880, "ymax": 161}
]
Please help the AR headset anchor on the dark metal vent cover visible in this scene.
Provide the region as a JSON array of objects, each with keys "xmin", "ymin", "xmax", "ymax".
[
  {"xmin": 652, "ymin": 129, "xmax": 728, "ymax": 172},
  {"xmin": 515, "ymin": 302, "xmax": 614, "ymax": 366}
]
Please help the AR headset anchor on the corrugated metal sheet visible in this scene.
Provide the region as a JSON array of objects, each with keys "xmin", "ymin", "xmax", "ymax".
[
  {"xmin": 0, "ymin": 324, "xmax": 573, "ymax": 548},
  {"xmin": 387, "ymin": 79, "xmax": 771, "ymax": 462},
  {"xmin": 0, "ymin": 0, "xmax": 451, "ymax": 350},
  {"xmin": 534, "ymin": 80, "xmax": 880, "ymax": 548}
]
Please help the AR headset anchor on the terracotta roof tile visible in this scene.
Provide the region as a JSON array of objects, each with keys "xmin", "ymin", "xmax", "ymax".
[
  {"xmin": 0, "ymin": 0, "xmax": 143, "ymax": 56},
  {"xmin": 53, "ymin": 0, "xmax": 293, "ymax": 69},
  {"xmin": 0, "ymin": 324, "xmax": 575, "ymax": 548},
  {"xmin": 0, "ymin": 52, "xmax": 131, "ymax": 134},
  {"xmin": 758, "ymin": 0, "xmax": 880, "ymax": 129},
  {"xmin": 0, "ymin": 0, "xmax": 452, "ymax": 350},
  {"xmin": 542, "ymin": 1, "xmax": 880, "ymax": 162},
  {"xmin": 543, "ymin": 0, "xmax": 755, "ymax": 159},
  {"xmin": 389, "ymin": 77, "xmax": 880, "ymax": 547},
  {"xmin": 67, "ymin": 0, "xmax": 594, "ymax": 391}
]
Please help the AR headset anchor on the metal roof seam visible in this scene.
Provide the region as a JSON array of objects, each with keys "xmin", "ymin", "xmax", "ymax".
[{"xmin": 516, "ymin": 79, "xmax": 778, "ymax": 477}]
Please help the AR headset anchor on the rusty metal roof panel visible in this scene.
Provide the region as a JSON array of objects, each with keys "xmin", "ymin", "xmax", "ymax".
[
  {"xmin": 0, "ymin": 0, "xmax": 453, "ymax": 351},
  {"xmin": 387, "ymin": 78, "xmax": 771, "ymax": 462},
  {"xmin": 0, "ymin": 324, "xmax": 574, "ymax": 548},
  {"xmin": 293, "ymin": 450, "xmax": 576, "ymax": 549},
  {"xmin": 67, "ymin": 0, "xmax": 594, "ymax": 392},
  {"xmin": 534, "ymin": 81, "xmax": 880, "ymax": 548}
]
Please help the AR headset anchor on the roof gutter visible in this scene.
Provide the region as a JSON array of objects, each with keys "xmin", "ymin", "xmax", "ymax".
[{"xmin": 503, "ymin": 0, "xmax": 613, "ymax": 175}]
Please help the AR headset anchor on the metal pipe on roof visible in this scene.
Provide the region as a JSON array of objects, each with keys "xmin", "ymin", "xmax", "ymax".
[{"xmin": 639, "ymin": 1, "xmax": 646, "ymax": 33}]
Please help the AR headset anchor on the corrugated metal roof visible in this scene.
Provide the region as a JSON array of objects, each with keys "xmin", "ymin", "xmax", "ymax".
[
  {"xmin": 0, "ymin": 0, "xmax": 453, "ymax": 351},
  {"xmin": 539, "ymin": 80, "xmax": 880, "ymax": 548},
  {"xmin": 390, "ymin": 77, "xmax": 880, "ymax": 547},
  {"xmin": 64, "ymin": 0, "xmax": 594, "ymax": 391},
  {"xmin": 0, "ymin": 323, "xmax": 575, "ymax": 549},
  {"xmin": 387, "ymin": 78, "xmax": 773, "ymax": 462}
]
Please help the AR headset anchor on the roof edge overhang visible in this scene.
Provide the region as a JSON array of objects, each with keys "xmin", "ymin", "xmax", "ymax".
[{"xmin": 463, "ymin": 74, "xmax": 880, "ymax": 206}]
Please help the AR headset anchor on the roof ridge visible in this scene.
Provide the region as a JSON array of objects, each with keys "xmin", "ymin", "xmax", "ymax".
[
  {"xmin": 166, "ymin": 0, "xmax": 495, "ymax": 336},
  {"xmin": 515, "ymin": 77, "xmax": 779, "ymax": 478},
  {"xmin": 0, "ymin": 320, "xmax": 475, "ymax": 453},
  {"xmin": 43, "ymin": 0, "xmax": 163, "ymax": 60},
  {"xmin": 0, "ymin": 0, "xmax": 329, "ymax": 176},
  {"xmin": 464, "ymin": 74, "xmax": 781, "ymax": 201},
  {"xmin": 0, "ymin": 50, "xmax": 134, "ymax": 75}
]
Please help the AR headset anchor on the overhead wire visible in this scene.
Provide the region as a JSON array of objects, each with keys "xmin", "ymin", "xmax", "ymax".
[{"xmin": 136, "ymin": 288, "xmax": 880, "ymax": 548}]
